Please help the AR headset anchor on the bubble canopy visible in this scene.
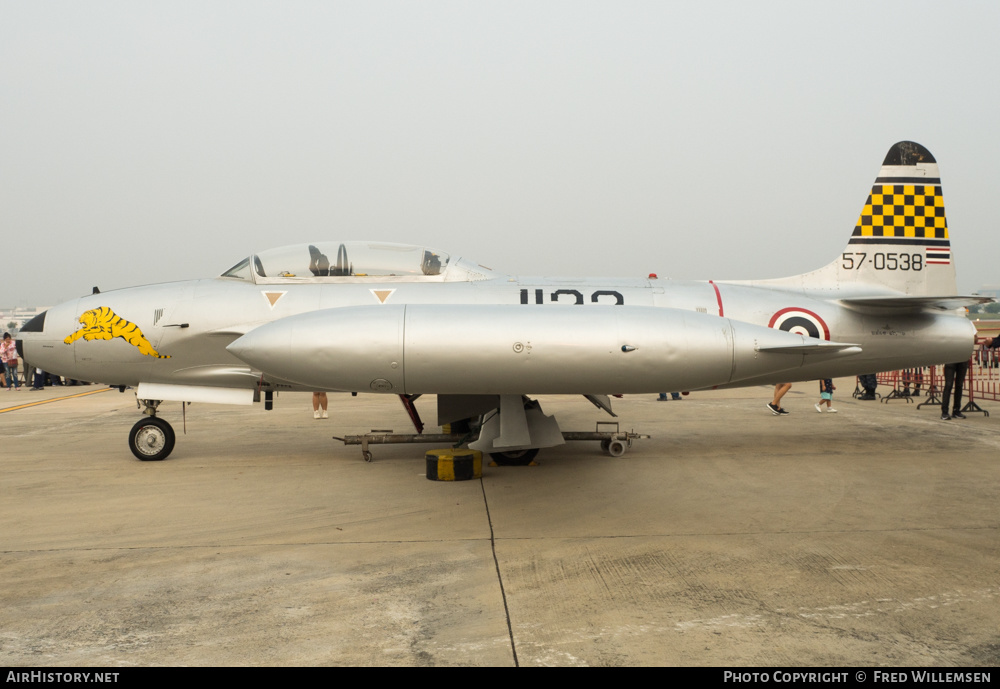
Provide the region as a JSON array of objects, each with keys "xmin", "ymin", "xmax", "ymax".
[{"xmin": 221, "ymin": 242, "xmax": 464, "ymax": 283}]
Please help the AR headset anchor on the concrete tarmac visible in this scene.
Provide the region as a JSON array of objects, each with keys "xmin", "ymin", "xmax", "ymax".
[{"xmin": 1, "ymin": 380, "xmax": 998, "ymax": 667}]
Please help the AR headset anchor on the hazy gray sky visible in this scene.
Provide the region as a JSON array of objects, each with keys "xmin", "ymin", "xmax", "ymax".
[{"xmin": 3, "ymin": 1, "xmax": 998, "ymax": 306}]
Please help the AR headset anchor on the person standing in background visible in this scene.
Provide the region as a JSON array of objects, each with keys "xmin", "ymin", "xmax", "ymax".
[{"xmin": 1, "ymin": 333, "xmax": 21, "ymax": 390}]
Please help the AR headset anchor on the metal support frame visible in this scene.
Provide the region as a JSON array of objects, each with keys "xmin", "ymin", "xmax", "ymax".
[{"xmin": 335, "ymin": 421, "xmax": 649, "ymax": 462}]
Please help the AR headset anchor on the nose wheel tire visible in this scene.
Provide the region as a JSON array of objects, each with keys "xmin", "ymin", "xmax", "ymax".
[{"xmin": 128, "ymin": 417, "xmax": 176, "ymax": 461}]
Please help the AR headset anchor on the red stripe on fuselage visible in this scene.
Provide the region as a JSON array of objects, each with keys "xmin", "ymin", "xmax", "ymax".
[{"xmin": 709, "ymin": 280, "xmax": 724, "ymax": 317}]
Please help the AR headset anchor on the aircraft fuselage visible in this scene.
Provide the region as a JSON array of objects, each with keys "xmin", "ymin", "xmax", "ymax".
[{"xmin": 24, "ymin": 273, "xmax": 974, "ymax": 396}]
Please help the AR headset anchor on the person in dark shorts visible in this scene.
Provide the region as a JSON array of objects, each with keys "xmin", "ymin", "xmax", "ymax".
[{"xmin": 815, "ymin": 379, "xmax": 837, "ymax": 413}]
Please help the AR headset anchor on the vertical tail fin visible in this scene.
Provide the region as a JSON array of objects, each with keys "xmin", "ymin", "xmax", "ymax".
[
  {"xmin": 845, "ymin": 141, "xmax": 955, "ymax": 295},
  {"xmin": 760, "ymin": 141, "xmax": 958, "ymax": 297}
]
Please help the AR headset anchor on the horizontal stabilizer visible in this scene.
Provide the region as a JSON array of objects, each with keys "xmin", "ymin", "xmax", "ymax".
[{"xmin": 840, "ymin": 295, "xmax": 994, "ymax": 311}]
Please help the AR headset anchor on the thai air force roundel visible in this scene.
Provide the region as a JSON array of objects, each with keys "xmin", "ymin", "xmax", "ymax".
[{"xmin": 768, "ymin": 308, "xmax": 830, "ymax": 341}]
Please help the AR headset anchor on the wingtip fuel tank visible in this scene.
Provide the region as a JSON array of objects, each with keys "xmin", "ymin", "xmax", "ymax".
[{"xmin": 227, "ymin": 304, "xmax": 862, "ymax": 395}]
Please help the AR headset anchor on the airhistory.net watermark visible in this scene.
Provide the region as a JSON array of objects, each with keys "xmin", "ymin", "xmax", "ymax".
[{"xmin": 6, "ymin": 673, "xmax": 119, "ymax": 684}]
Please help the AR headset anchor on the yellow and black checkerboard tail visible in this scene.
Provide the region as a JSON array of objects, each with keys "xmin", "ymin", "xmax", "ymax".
[
  {"xmin": 852, "ymin": 143, "xmax": 948, "ymax": 247},
  {"xmin": 841, "ymin": 141, "xmax": 956, "ymax": 296}
]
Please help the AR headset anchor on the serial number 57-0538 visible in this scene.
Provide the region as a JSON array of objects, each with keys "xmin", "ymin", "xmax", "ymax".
[{"xmin": 841, "ymin": 252, "xmax": 923, "ymax": 271}]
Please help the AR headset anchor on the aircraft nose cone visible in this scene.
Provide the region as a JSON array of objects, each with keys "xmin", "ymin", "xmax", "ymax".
[
  {"xmin": 15, "ymin": 303, "xmax": 79, "ymax": 379},
  {"xmin": 15, "ymin": 309, "xmax": 46, "ymax": 358},
  {"xmin": 18, "ymin": 309, "xmax": 48, "ymax": 335}
]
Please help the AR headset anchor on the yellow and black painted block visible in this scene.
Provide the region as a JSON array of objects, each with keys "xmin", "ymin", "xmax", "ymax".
[{"xmin": 426, "ymin": 449, "xmax": 482, "ymax": 481}]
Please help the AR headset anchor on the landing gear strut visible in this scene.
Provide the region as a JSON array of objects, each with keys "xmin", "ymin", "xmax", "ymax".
[{"xmin": 129, "ymin": 400, "xmax": 175, "ymax": 461}]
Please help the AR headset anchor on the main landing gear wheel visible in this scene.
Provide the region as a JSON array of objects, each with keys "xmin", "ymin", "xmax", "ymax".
[
  {"xmin": 128, "ymin": 417, "xmax": 176, "ymax": 461},
  {"xmin": 489, "ymin": 449, "xmax": 539, "ymax": 466}
]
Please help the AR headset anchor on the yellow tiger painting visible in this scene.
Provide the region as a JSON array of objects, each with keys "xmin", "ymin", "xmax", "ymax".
[{"xmin": 63, "ymin": 307, "xmax": 171, "ymax": 358}]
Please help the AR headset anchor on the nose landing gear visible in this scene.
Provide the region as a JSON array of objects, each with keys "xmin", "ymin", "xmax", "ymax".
[{"xmin": 129, "ymin": 399, "xmax": 176, "ymax": 461}]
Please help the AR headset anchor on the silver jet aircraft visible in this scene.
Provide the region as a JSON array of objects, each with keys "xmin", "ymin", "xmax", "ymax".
[{"xmin": 17, "ymin": 141, "xmax": 988, "ymax": 462}]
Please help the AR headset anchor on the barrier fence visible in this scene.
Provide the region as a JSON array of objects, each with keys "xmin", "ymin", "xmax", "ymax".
[{"xmin": 855, "ymin": 338, "xmax": 999, "ymax": 416}]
